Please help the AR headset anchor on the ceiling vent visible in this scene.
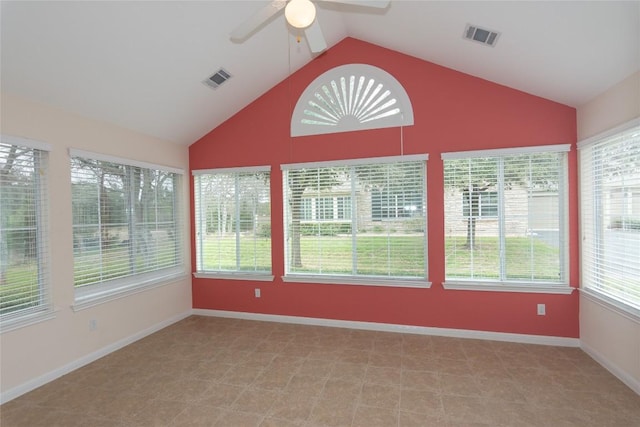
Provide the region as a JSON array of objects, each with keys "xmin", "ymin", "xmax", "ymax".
[
  {"xmin": 463, "ymin": 24, "xmax": 500, "ymax": 47},
  {"xmin": 203, "ymin": 68, "xmax": 232, "ymax": 89}
]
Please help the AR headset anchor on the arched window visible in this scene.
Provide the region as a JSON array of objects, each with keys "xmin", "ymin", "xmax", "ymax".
[{"xmin": 291, "ymin": 64, "xmax": 414, "ymax": 137}]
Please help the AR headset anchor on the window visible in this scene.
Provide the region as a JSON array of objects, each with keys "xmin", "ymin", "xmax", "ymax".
[
  {"xmin": 71, "ymin": 150, "xmax": 184, "ymax": 304},
  {"xmin": 1, "ymin": 136, "xmax": 52, "ymax": 327},
  {"xmin": 316, "ymin": 197, "xmax": 334, "ymax": 221},
  {"xmin": 579, "ymin": 120, "xmax": 640, "ymax": 313},
  {"xmin": 291, "ymin": 64, "xmax": 414, "ymax": 137},
  {"xmin": 463, "ymin": 191, "xmax": 498, "ymax": 219},
  {"xmin": 282, "ymin": 155, "xmax": 428, "ymax": 287},
  {"xmin": 442, "ymin": 145, "xmax": 570, "ymax": 293},
  {"xmin": 193, "ymin": 167, "xmax": 271, "ymax": 279},
  {"xmin": 372, "ymin": 188, "xmax": 424, "ymax": 220},
  {"xmin": 299, "ymin": 196, "xmax": 352, "ymax": 222}
]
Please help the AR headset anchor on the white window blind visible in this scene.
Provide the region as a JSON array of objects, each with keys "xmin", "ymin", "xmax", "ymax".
[
  {"xmin": 442, "ymin": 145, "xmax": 569, "ymax": 286},
  {"xmin": 193, "ymin": 167, "xmax": 271, "ymax": 276},
  {"xmin": 71, "ymin": 153, "xmax": 183, "ymax": 297},
  {"xmin": 579, "ymin": 121, "xmax": 640, "ymax": 312},
  {"xmin": 282, "ymin": 155, "xmax": 427, "ymax": 283},
  {"xmin": 1, "ymin": 138, "xmax": 52, "ymax": 324}
]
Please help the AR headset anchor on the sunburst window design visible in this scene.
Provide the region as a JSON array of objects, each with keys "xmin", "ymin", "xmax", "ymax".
[{"xmin": 291, "ymin": 64, "xmax": 414, "ymax": 137}]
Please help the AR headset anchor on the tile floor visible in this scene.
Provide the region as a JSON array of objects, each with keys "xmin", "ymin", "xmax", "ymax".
[{"xmin": 1, "ymin": 315, "xmax": 639, "ymax": 426}]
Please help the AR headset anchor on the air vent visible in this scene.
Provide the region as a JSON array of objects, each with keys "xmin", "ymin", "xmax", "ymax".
[
  {"xmin": 203, "ymin": 68, "xmax": 232, "ymax": 89},
  {"xmin": 463, "ymin": 24, "xmax": 500, "ymax": 47}
]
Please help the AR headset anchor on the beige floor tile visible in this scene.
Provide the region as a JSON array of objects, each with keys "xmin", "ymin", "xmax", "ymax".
[
  {"xmin": 400, "ymin": 388, "xmax": 443, "ymax": 415},
  {"xmin": 296, "ymin": 358, "xmax": 335, "ymax": 379},
  {"xmin": 360, "ymin": 383, "xmax": 401, "ymax": 410},
  {"xmin": 232, "ymin": 387, "xmax": 280, "ymax": 415},
  {"xmin": 337, "ymin": 348, "xmax": 371, "ymax": 364},
  {"xmin": 308, "ymin": 397, "xmax": 357, "ymax": 427},
  {"xmin": 171, "ymin": 404, "xmax": 222, "ymax": 426},
  {"xmin": 369, "ymin": 351, "xmax": 403, "ymax": 368},
  {"xmin": 321, "ymin": 378, "xmax": 363, "ymax": 403},
  {"xmin": 365, "ymin": 365, "xmax": 402, "ymax": 386},
  {"xmin": 220, "ymin": 365, "xmax": 264, "ymax": 387},
  {"xmin": 260, "ymin": 416, "xmax": 305, "ymax": 427},
  {"xmin": 401, "ymin": 368, "xmax": 440, "ymax": 392},
  {"xmin": 252, "ymin": 366, "xmax": 294, "ymax": 390},
  {"xmin": 399, "ymin": 410, "xmax": 451, "ymax": 427},
  {"xmin": 197, "ymin": 382, "xmax": 245, "ymax": 408},
  {"xmin": 3, "ymin": 316, "xmax": 639, "ymax": 427},
  {"xmin": 214, "ymin": 409, "xmax": 263, "ymax": 426},
  {"xmin": 329, "ymin": 361, "xmax": 368, "ymax": 383},
  {"xmin": 267, "ymin": 393, "xmax": 317, "ymax": 423},
  {"xmin": 284, "ymin": 374, "xmax": 327, "ymax": 398},
  {"xmin": 124, "ymin": 398, "xmax": 186, "ymax": 426},
  {"xmin": 352, "ymin": 404, "xmax": 399, "ymax": 427}
]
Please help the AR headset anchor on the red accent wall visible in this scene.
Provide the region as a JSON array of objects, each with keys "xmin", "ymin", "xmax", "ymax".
[{"xmin": 189, "ymin": 38, "xmax": 579, "ymax": 338}]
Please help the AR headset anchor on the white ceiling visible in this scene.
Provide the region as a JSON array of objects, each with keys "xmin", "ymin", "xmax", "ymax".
[{"xmin": 1, "ymin": 1, "xmax": 638, "ymax": 146}]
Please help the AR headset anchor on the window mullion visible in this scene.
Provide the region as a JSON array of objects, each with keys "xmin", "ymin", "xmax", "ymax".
[
  {"xmin": 558, "ymin": 154, "xmax": 567, "ymax": 283},
  {"xmin": 235, "ymin": 175, "xmax": 241, "ymax": 271},
  {"xmin": 498, "ymin": 157, "xmax": 506, "ymax": 281},
  {"xmin": 126, "ymin": 166, "xmax": 136, "ymax": 275},
  {"xmin": 33, "ymin": 150, "xmax": 46, "ymax": 307},
  {"xmin": 350, "ymin": 166, "xmax": 357, "ymax": 275}
]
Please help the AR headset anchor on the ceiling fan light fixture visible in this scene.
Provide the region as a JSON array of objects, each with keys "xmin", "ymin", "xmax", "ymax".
[{"xmin": 285, "ymin": 0, "xmax": 316, "ymax": 29}]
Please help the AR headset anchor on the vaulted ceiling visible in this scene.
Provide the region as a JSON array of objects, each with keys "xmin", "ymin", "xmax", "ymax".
[{"xmin": 1, "ymin": 1, "xmax": 638, "ymax": 146}]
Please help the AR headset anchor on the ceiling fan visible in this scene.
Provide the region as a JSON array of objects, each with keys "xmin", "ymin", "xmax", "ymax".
[{"xmin": 230, "ymin": 0, "xmax": 390, "ymax": 54}]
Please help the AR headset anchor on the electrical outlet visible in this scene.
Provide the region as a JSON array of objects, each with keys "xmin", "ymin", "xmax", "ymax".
[
  {"xmin": 89, "ymin": 319, "xmax": 98, "ymax": 330},
  {"xmin": 255, "ymin": 288, "xmax": 261, "ymax": 298},
  {"xmin": 537, "ymin": 304, "xmax": 546, "ymax": 316}
]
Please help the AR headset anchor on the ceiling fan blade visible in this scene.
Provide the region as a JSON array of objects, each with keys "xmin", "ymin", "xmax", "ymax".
[
  {"xmin": 230, "ymin": 0, "xmax": 287, "ymax": 41},
  {"xmin": 319, "ymin": 0, "xmax": 390, "ymax": 8},
  {"xmin": 305, "ymin": 19, "xmax": 327, "ymax": 53}
]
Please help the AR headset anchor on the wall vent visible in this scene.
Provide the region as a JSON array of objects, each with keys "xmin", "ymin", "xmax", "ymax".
[
  {"xmin": 463, "ymin": 24, "xmax": 500, "ymax": 47},
  {"xmin": 203, "ymin": 68, "xmax": 232, "ymax": 89}
]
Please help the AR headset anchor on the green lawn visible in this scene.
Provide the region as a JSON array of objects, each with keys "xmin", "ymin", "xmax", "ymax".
[
  {"xmin": 73, "ymin": 245, "xmax": 179, "ymax": 286},
  {"xmin": 288, "ymin": 235, "xmax": 425, "ymax": 276},
  {"xmin": 0, "ymin": 234, "xmax": 599, "ymax": 314},
  {"xmin": 446, "ymin": 236, "xmax": 562, "ymax": 281},
  {"xmin": 0, "ymin": 264, "xmax": 39, "ymax": 314},
  {"xmin": 201, "ymin": 237, "xmax": 272, "ymax": 272},
  {"xmin": 200, "ymin": 234, "xmax": 559, "ymax": 280}
]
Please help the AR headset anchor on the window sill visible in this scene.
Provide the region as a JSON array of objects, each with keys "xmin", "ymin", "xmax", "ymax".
[
  {"xmin": 282, "ymin": 274, "xmax": 431, "ymax": 289},
  {"xmin": 443, "ymin": 280, "xmax": 574, "ymax": 294},
  {"xmin": 73, "ymin": 270, "xmax": 188, "ymax": 312},
  {"xmin": 580, "ymin": 288, "xmax": 640, "ymax": 324},
  {"xmin": 193, "ymin": 272, "xmax": 274, "ymax": 282},
  {"xmin": 0, "ymin": 308, "xmax": 58, "ymax": 334}
]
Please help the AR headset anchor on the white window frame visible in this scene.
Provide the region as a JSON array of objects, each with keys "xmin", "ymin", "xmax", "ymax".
[
  {"xmin": 1, "ymin": 135, "xmax": 54, "ymax": 332},
  {"xmin": 463, "ymin": 191, "xmax": 498, "ymax": 219},
  {"xmin": 282, "ymin": 154, "xmax": 430, "ymax": 288},
  {"xmin": 578, "ymin": 118, "xmax": 640, "ymax": 318},
  {"xmin": 192, "ymin": 166, "xmax": 273, "ymax": 282},
  {"xmin": 442, "ymin": 144, "xmax": 572, "ymax": 295},
  {"xmin": 70, "ymin": 149, "xmax": 186, "ymax": 310}
]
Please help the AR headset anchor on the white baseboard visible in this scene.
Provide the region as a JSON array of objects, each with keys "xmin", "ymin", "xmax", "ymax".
[
  {"xmin": 192, "ymin": 309, "xmax": 580, "ymax": 347},
  {"xmin": 581, "ymin": 341, "xmax": 640, "ymax": 396},
  {"xmin": 0, "ymin": 310, "xmax": 191, "ymax": 404}
]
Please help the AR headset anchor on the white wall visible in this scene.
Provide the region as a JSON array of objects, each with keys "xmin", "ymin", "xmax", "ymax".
[
  {"xmin": 0, "ymin": 93, "xmax": 192, "ymax": 401},
  {"xmin": 576, "ymin": 71, "xmax": 640, "ymax": 395}
]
